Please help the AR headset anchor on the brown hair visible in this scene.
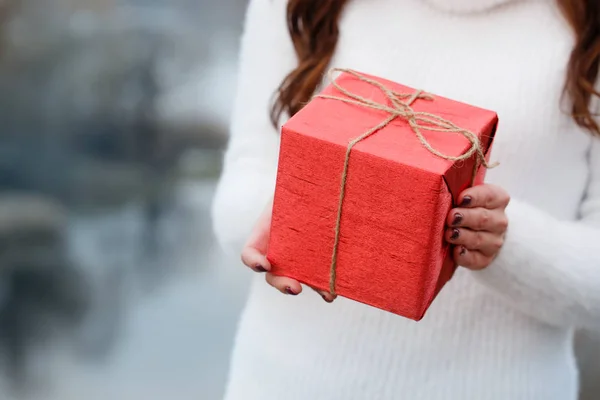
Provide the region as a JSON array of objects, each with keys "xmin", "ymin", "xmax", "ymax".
[{"xmin": 271, "ymin": 0, "xmax": 600, "ymax": 135}]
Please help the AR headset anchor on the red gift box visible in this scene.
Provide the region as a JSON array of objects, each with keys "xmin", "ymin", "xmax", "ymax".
[{"xmin": 267, "ymin": 69, "xmax": 497, "ymax": 321}]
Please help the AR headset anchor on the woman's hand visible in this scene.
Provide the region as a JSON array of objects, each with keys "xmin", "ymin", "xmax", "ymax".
[
  {"xmin": 241, "ymin": 200, "xmax": 336, "ymax": 302},
  {"xmin": 446, "ymin": 184, "xmax": 510, "ymax": 270}
]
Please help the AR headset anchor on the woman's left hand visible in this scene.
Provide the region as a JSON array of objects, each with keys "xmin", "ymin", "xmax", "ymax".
[{"xmin": 446, "ymin": 184, "xmax": 510, "ymax": 270}]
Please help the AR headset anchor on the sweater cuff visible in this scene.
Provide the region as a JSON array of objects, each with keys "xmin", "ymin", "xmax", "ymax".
[{"xmin": 469, "ymin": 198, "xmax": 589, "ymax": 327}]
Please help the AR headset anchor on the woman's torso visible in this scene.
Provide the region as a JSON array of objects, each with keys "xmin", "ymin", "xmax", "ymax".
[{"xmin": 224, "ymin": 0, "xmax": 592, "ymax": 399}]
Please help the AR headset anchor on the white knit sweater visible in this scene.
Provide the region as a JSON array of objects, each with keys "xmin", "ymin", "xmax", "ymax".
[{"xmin": 212, "ymin": 0, "xmax": 600, "ymax": 398}]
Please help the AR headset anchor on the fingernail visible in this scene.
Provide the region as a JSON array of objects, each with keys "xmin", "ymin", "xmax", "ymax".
[
  {"xmin": 450, "ymin": 228, "xmax": 460, "ymax": 240},
  {"xmin": 452, "ymin": 213, "xmax": 463, "ymax": 226},
  {"xmin": 460, "ymin": 196, "xmax": 472, "ymax": 207},
  {"xmin": 253, "ymin": 264, "xmax": 267, "ymax": 273},
  {"xmin": 459, "ymin": 246, "xmax": 467, "ymax": 256},
  {"xmin": 322, "ymin": 294, "xmax": 334, "ymax": 303},
  {"xmin": 285, "ymin": 287, "xmax": 297, "ymax": 295}
]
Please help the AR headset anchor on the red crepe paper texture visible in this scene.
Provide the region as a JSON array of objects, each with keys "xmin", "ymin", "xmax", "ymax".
[{"xmin": 267, "ymin": 71, "xmax": 498, "ymax": 321}]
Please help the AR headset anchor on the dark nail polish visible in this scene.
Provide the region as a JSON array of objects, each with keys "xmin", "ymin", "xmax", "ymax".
[
  {"xmin": 460, "ymin": 196, "xmax": 472, "ymax": 207},
  {"xmin": 322, "ymin": 294, "xmax": 333, "ymax": 303},
  {"xmin": 451, "ymin": 228, "xmax": 460, "ymax": 240},
  {"xmin": 285, "ymin": 287, "xmax": 297, "ymax": 295},
  {"xmin": 253, "ymin": 264, "xmax": 267, "ymax": 273},
  {"xmin": 452, "ymin": 213, "xmax": 463, "ymax": 226},
  {"xmin": 459, "ymin": 246, "xmax": 467, "ymax": 256}
]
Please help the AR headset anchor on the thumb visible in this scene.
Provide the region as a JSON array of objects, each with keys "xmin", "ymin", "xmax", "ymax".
[
  {"xmin": 244, "ymin": 200, "xmax": 273, "ymax": 254},
  {"xmin": 241, "ymin": 200, "xmax": 273, "ymax": 271}
]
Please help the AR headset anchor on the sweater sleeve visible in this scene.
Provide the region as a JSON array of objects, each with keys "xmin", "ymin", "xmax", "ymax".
[
  {"xmin": 472, "ymin": 136, "xmax": 600, "ymax": 330},
  {"xmin": 211, "ymin": 0, "xmax": 295, "ymax": 256}
]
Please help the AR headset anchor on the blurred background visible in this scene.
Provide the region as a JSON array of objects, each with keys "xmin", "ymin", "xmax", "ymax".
[{"xmin": 0, "ymin": 0, "xmax": 252, "ymax": 399}]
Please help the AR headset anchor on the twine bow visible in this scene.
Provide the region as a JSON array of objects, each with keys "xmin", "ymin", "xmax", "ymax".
[{"xmin": 317, "ymin": 68, "xmax": 497, "ymax": 297}]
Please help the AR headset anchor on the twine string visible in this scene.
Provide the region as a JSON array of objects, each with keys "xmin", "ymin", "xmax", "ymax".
[{"xmin": 316, "ymin": 68, "xmax": 496, "ymax": 297}]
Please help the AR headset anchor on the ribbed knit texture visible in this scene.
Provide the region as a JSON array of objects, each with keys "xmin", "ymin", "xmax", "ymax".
[{"xmin": 212, "ymin": 0, "xmax": 600, "ymax": 398}]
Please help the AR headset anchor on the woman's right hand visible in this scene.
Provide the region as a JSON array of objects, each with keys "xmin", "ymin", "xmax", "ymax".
[{"xmin": 241, "ymin": 200, "xmax": 336, "ymax": 302}]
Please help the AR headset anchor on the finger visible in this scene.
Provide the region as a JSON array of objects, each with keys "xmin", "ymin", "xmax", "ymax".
[
  {"xmin": 310, "ymin": 287, "xmax": 337, "ymax": 303},
  {"xmin": 458, "ymin": 184, "xmax": 510, "ymax": 210},
  {"xmin": 445, "ymin": 227, "xmax": 504, "ymax": 257},
  {"xmin": 244, "ymin": 201, "xmax": 273, "ymax": 254},
  {"xmin": 265, "ymin": 273, "xmax": 302, "ymax": 295},
  {"xmin": 447, "ymin": 207, "xmax": 508, "ymax": 233},
  {"xmin": 241, "ymin": 245, "xmax": 270, "ymax": 273},
  {"xmin": 241, "ymin": 201, "xmax": 274, "ymax": 272},
  {"xmin": 453, "ymin": 246, "xmax": 493, "ymax": 271}
]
